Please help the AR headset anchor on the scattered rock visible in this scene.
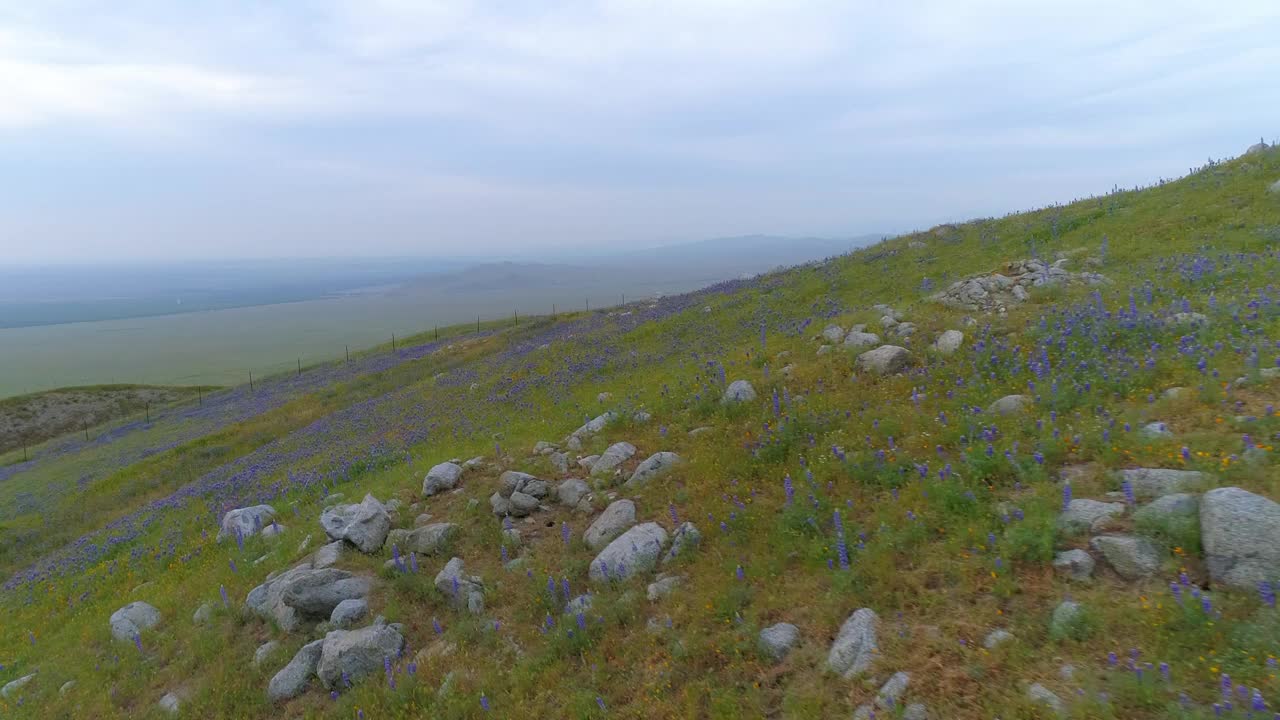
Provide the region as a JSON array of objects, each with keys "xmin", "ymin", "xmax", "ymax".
[
  {"xmin": 589, "ymin": 523, "xmax": 669, "ymax": 582},
  {"xmin": 843, "ymin": 332, "xmax": 881, "ymax": 349},
  {"xmin": 723, "ymin": 380, "xmax": 757, "ymax": 403},
  {"xmin": 247, "ymin": 565, "xmax": 371, "ymax": 633},
  {"xmin": 312, "ymin": 541, "xmax": 343, "ymax": 569},
  {"xmin": 1052, "ymin": 549, "xmax": 1095, "ymax": 581},
  {"xmin": 584, "ymin": 499, "xmax": 637, "ymax": 550},
  {"xmin": 1168, "ymin": 312, "xmax": 1209, "ymax": 326},
  {"xmin": 1116, "ymin": 468, "xmax": 1208, "ymax": 499},
  {"xmin": 591, "ymin": 442, "xmax": 637, "ymax": 478},
  {"xmin": 1140, "ymin": 422, "xmax": 1173, "ymax": 438},
  {"xmin": 822, "ymin": 325, "xmax": 846, "ymax": 343},
  {"xmin": 856, "ymin": 345, "xmax": 911, "ymax": 375},
  {"xmin": 422, "ymin": 462, "xmax": 463, "ymax": 496},
  {"xmin": 1059, "ymin": 499, "xmax": 1125, "ymax": 533},
  {"xmin": 110, "ymin": 601, "xmax": 161, "ymax": 642},
  {"xmin": 253, "ymin": 641, "xmax": 280, "ymax": 667},
  {"xmin": 983, "ymin": 629, "xmax": 1014, "ymax": 649},
  {"xmin": 1134, "ymin": 493, "xmax": 1199, "ymax": 523},
  {"xmin": 192, "ymin": 602, "xmax": 214, "ymax": 625},
  {"xmin": 570, "ymin": 412, "xmax": 617, "ymax": 442},
  {"xmin": 330, "ymin": 598, "xmax": 369, "ymax": 628},
  {"xmin": 434, "ymin": 557, "xmax": 485, "ymax": 613},
  {"xmin": 316, "ymin": 620, "xmax": 406, "ymax": 691},
  {"xmin": 548, "ymin": 451, "xmax": 570, "ymax": 475},
  {"xmin": 1201, "ymin": 487, "xmax": 1280, "ymax": 588},
  {"xmin": 218, "ymin": 505, "xmax": 278, "ymax": 541},
  {"xmin": 662, "ymin": 522, "xmax": 702, "ymax": 565},
  {"xmin": 557, "ymin": 479, "xmax": 591, "ymax": 507},
  {"xmin": 1027, "ymin": 682, "xmax": 1064, "ymax": 714},
  {"xmin": 816, "ymin": 344, "xmax": 833, "ymax": 355},
  {"xmin": 932, "ymin": 258, "xmax": 1107, "ymax": 312},
  {"xmin": 827, "ymin": 608, "xmax": 879, "ymax": 678},
  {"xmin": 874, "ymin": 671, "xmax": 910, "ymax": 710},
  {"xmin": 646, "ymin": 574, "xmax": 683, "ymax": 601},
  {"xmin": 1162, "ymin": 386, "xmax": 1190, "ymax": 400},
  {"xmin": 988, "ymin": 394, "xmax": 1031, "ymax": 415},
  {"xmin": 1050, "ymin": 600, "xmax": 1084, "ymax": 636},
  {"xmin": 320, "ymin": 494, "xmax": 391, "ymax": 553},
  {"xmin": 1, "ymin": 673, "xmax": 35, "ymax": 699},
  {"xmin": 902, "ymin": 704, "xmax": 929, "ymax": 720},
  {"xmin": 625, "ymin": 452, "xmax": 681, "ymax": 488},
  {"xmin": 1089, "ymin": 535, "xmax": 1162, "ymax": 579},
  {"xmin": 386, "ymin": 523, "xmax": 457, "ymax": 556},
  {"xmin": 758, "ymin": 622, "xmax": 800, "ymax": 662},
  {"xmin": 932, "ymin": 330, "xmax": 964, "ymax": 355},
  {"xmin": 158, "ymin": 691, "xmax": 183, "ymax": 715}
]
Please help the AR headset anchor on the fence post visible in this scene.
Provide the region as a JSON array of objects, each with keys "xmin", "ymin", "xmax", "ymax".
[{"xmin": 249, "ymin": 371, "xmax": 254, "ymax": 392}]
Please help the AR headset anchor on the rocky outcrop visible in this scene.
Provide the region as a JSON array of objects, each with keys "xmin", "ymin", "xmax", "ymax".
[
  {"xmin": 827, "ymin": 608, "xmax": 878, "ymax": 678},
  {"xmin": 320, "ymin": 495, "xmax": 391, "ymax": 553},
  {"xmin": 218, "ymin": 505, "xmax": 277, "ymax": 541},
  {"xmin": 931, "ymin": 258, "xmax": 1107, "ymax": 312},
  {"xmin": 584, "ymin": 500, "xmax": 636, "ymax": 550},
  {"xmin": 1200, "ymin": 487, "xmax": 1280, "ymax": 588},
  {"xmin": 589, "ymin": 523, "xmax": 668, "ymax": 582},
  {"xmin": 110, "ymin": 601, "xmax": 161, "ymax": 642},
  {"xmin": 316, "ymin": 619, "xmax": 405, "ymax": 691},
  {"xmin": 422, "ymin": 462, "xmax": 463, "ymax": 496}
]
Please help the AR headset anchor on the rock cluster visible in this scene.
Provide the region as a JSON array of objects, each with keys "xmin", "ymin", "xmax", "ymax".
[{"xmin": 931, "ymin": 258, "xmax": 1107, "ymax": 312}]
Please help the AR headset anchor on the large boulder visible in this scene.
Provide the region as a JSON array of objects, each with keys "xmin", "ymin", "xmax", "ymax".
[
  {"xmin": 320, "ymin": 494, "xmax": 391, "ymax": 553},
  {"xmin": 589, "ymin": 523, "xmax": 668, "ymax": 582},
  {"xmin": 1058, "ymin": 499, "xmax": 1124, "ymax": 533},
  {"xmin": 1, "ymin": 674, "xmax": 36, "ymax": 699},
  {"xmin": 723, "ymin": 380, "xmax": 757, "ymax": 403},
  {"xmin": 268, "ymin": 639, "xmax": 323, "ymax": 702},
  {"xmin": 218, "ymin": 505, "xmax": 278, "ymax": 541},
  {"xmin": 316, "ymin": 620, "xmax": 406, "ymax": 690},
  {"xmin": 827, "ymin": 608, "xmax": 879, "ymax": 678},
  {"xmin": 1201, "ymin": 487, "xmax": 1280, "ymax": 588},
  {"xmin": 855, "ymin": 345, "xmax": 911, "ymax": 375},
  {"xmin": 1050, "ymin": 600, "xmax": 1084, "ymax": 636},
  {"xmin": 1089, "ymin": 535, "xmax": 1162, "ymax": 579},
  {"xmin": 109, "ymin": 601, "xmax": 161, "ymax": 642},
  {"xmin": 434, "ymin": 557, "xmax": 485, "ymax": 614},
  {"xmin": 386, "ymin": 523, "xmax": 457, "ymax": 556},
  {"xmin": 1115, "ymin": 468, "xmax": 1208, "ymax": 499},
  {"xmin": 822, "ymin": 325, "xmax": 846, "ymax": 343},
  {"xmin": 625, "ymin": 452, "xmax": 681, "ymax": 488},
  {"xmin": 330, "ymin": 598, "xmax": 369, "ymax": 628},
  {"xmin": 591, "ymin": 442, "xmax": 637, "ymax": 477},
  {"xmin": 759, "ymin": 622, "xmax": 800, "ymax": 662},
  {"xmin": 246, "ymin": 564, "xmax": 371, "ymax": 632},
  {"xmin": 932, "ymin": 330, "xmax": 964, "ymax": 355},
  {"xmin": 557, "ymin": 479, "xmax": 591, "ymax": 507},
  {"xmin": 570, "ymin": 411, "xmax": 617, "ymax": 441},
  {"xmin": 987, "ymin": 394, "xmax": 1031, "ymax": 416},
  {"xmin": 422, "ymin": 462, "xmax": 463, "ymax": 496},
  {"xmin": 584, "ymin": 500, "xmax": 637, "ymax": 550}
]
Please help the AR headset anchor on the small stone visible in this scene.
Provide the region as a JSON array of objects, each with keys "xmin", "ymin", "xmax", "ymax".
[
  {"xmin": 1058, "ymin": 499, "xmax": 1125, "ymax": 533},
  {"xmin": 826, "ymin": 608, "xmax": 879, "ymax": 678},
  {"xmin": 1027, "ymin": 683, "xmax": 1063, "ymax": 714},
  {"xmin": 253, "ymin": 641, "xmax": 280, "ymax": 667},
  {"xmin": 268, "ymin": 640, "xmax": 322, "ymax": 700},
  {"xmin": 723, "ymin": 380, "xmax": 757, "ymax": 403},
  {"xmin": 330, "ymin": 598, "xmax": 370, "ymax": 628},
  {"xmin": 646, "ymin": 574, "xmax": 683, "ymax": 601},
  {"xmin": 987, "ymin": 394, "xmax": 1031, "ymax": 415},
  {"xmin": 1050, "ymin": 600, "xmax": 1084, "ymax": 637},
  {"xmin": 983, "ymin": 629, "xmax": 1014, "ymax": 649},
  {"xmin": 932, "ymin": 329, "xmax": 964, "ymax": 355},
  {"xmin": 758, "ymin": 622, "xmax": 800, "ymax": 662},
  {"xmin": 1052, "ymin": 549, "xmax": 1095, "ymax": 581},
  {"xmin": 855, "ymin": 345, "xmax": 911, "ymax": 375}
]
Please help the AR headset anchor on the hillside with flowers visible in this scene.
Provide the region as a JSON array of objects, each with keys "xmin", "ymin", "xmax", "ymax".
[{"xmin": 1, "ymin": 142, "xmax": 1280, "ymax": 719}]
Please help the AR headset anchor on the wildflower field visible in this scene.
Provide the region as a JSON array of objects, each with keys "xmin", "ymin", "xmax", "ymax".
[{"xmin": 1, "ymin": 147, "xmax": 1279, "ymax": 719}]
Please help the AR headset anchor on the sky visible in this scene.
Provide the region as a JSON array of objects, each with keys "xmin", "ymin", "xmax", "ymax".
[{"xmin": 1, "ymin": 0, "xmax": 1279, "ymax": 264}]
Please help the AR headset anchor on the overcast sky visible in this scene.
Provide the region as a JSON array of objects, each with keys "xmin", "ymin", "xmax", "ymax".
[{"xmin": 1, "ymin": 1, "xmax": 1278, "ymax": 264}]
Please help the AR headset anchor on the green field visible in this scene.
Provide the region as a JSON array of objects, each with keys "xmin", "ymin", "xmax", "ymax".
[{"xmin": 0, "ymin": 147, "xmax": 1278, "ymax": 719}]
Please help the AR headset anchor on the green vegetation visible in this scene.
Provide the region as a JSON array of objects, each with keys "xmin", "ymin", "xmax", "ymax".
[{"xmin": 0, "ymin": 147, "xmax": 1278, "ymax": 718}]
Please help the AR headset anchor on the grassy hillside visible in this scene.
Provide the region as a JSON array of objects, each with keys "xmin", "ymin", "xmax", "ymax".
[{"xmin": 0, "ymin": 146, "xmax": 1278, "ymax": 719}]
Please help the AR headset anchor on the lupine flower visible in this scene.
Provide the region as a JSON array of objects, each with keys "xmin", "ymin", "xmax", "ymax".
[
  {"xmin": 220, "ymin": 584, "xmax": 229, "ymax": 608},
  {"xmin": 1122, "ymin": 479, "xmax": 1135, "ymax": 506},
  {"xmin": 735, "ymin": 565, "xmax": 745, "ymax": 581},
  {"xmin": 481, "ymin": 694, "xmax": 490, "ymax": 711},
  {"xmin": 1062, "ymin": 484, "xmax": 1072, "ymax": 510}
]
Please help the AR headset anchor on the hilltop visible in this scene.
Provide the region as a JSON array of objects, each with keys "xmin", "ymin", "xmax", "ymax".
[{"xmin": 0, "ymin": 143, "xmax": 1278, "ymax": 719}]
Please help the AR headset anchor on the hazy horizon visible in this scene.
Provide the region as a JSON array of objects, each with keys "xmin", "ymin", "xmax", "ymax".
[{"xmin": 3, "ymin": 2, "xmax": 1278, "ymax": 264}]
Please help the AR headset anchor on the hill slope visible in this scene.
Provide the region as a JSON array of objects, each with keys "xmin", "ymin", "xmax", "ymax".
[{"xmin": 1, "ymin": 147, "xmax": 1279, "ymax": 719}]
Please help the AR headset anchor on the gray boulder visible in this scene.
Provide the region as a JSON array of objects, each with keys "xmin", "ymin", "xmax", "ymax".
[
  {"xmin": 584, "ymin": 499, "xmax": 637, "ymax": 550},
  {"xmin": 570, "ymin": 411, "xmax": 618, "ymax": 441},
  {"xmin": 218, "ymin": 504, "xmax": 278, "ymax": 541},
  {"xmin": 386, "ymin": 523, "xmax": 457, "ymax": 556},
  {"xmin": 856, "ymin": 345, "xmax": 911, "ymax": 375},
  {"xmin": 320, "ymin": 494, "xmax": 391, "ymax": 553},
  {"xmin": 549, "ymin": 451, "xmax": 570, "ymax": 475},
  {"xmin": 316, "ymin": 620, "xmax": 405, "ymax": 690},
  {"xmin": 434, "ymin": 557, "xmax": 485, "ymax": 613},
  {"xmin": 268, "ymin": 639, "xmax": 323, "ymax": 701},
  {"xmin": 1089, "ymin": 535, "xmax": 1162, "ymax": 579},
  {"xmin": 591, "ymin": 442, "xmax": 637, "ymax": 477},
  {"xmin": 1269, "ymin": 178, "xmax": 1280, "ymax": 194},
  {"xmin": 110, "ymin": 601, "xmax": 161, "ymax": 642},
  {"xmin": 826, "ymin": 608, "xmax": 879, "ymax": 678},
  {"xmin": 557, "ymin": 479, "xmax": 591, "ymax": 507},
  {"xmin": 822, "ymin": 324, "xmax": 846, "ymax": 343},
  {"xmin": 1245, "ymin": 141, "xmax": 1270, "ymax": 155},
  {"xmin": 192, "ymin": 602, "xmax": 214, "ymax": 625},
  {"xmin": 723, "ymin": 380, "xmax": 757, "ymax": 403},
  {"xmin": 312, "ymin": 541, "xmax": 343, "ymax": 569},
  {"xmin": 509, "ymin": 491, "xmax": 539, "ymax": 516},
  {"xmin": 330, "ymin": 598, "xmax": 369, "ymax": 628},
  {"xmin": 1116, "ymin": 468, "xmax": 1208, "ymax": 499},
  {"xmin": 662, "ymin": 522, "xmax": 702, "ymax": 565},
  {"xmin": 759, "ymin": 622, "xmax": 800, "ymax": 662},
  {"xmin": 589, "ymin": 523, "xmax": 669, "ymax": 582},
  {"xmin": 646, "ymin": 574, "xmax": 684, "ymax": 601},
  {"xmin": 1140, "ymin": 422, "xmax": 1173, "ymax": 438},
  {"xmin": 1050, "ymin": 600, "xmax": 1084, "ymax": 636},
  {"xmin": 1027, "ymin": 683, "xmax": 1064, "ymax": 714},
  {"xmin": 253, "ymin": 640, "xmax": 280, "ymax": 667},
  {"xmin": 932, "ymin": 330, "xmax": 964, "ymax": 355},
  {"xmin": 875, "ymin": 671, "xmax": 910, "ymax": 710},
  {"xmin": 625, "ymin": 452, "xmax": 681, "ymax": 488},
  {"xmin": 1052, "ymin": 549, "xmax": 1095, "ymax": 581},
  {"xmin": 1134, "ymin": 493, "xmax": 1199, "ymax": 523},
  {"xmin": 422, "ymin": 462, "xmax": 463, "ymax": 496},
  {"xmin": 987, "ymin": 394, "xmax": 1031, "ymax": 415},
  {"xmin": 246, "ymin": 565, "xmax": 370, "ymax": 632},
  {"xmin": 1, "ymin": 673, "xmax": 35, "ymax": 699},
  {"xmin": 1058, "ymin": 499, "xmax": 1124, "ymax": 533},
  {"xmin": 983, "ymin": 629, "xmax": 1014, "ymax": 649},
  {"xmin": 158, "ymin": 692, "xmax": 182, "ymax": 715},
  {"xmin": 843, "ymin": 332, "xmax": 881, "ymax": 349},
  {"xmin": 1201, "ymin": 487, "xmax": 1280, "ymax": 588}
]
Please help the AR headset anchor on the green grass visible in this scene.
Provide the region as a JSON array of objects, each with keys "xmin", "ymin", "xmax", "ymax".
[{"xmin": 0, "ymin": 148, "xmax": 1278, "ymax": 719}]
